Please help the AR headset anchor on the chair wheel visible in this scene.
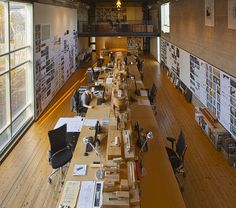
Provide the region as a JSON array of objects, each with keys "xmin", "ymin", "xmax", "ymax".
[{"xmin": 48, "ymin": 178, "xmax": 52, "ymax": 184}]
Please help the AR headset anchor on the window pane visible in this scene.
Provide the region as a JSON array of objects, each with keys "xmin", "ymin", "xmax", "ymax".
[
  {"xmin": 0, "ymin": 55, "xmax": 9, "ymax": 74},
  {"xmin": 0, "ymin": 127, "xmax": 11, "ymax": 153},
  {"xmin": 11, "ymin": 64, "xmax": 30, "ymax": 119},
  {"xmin": 0, "ymin": 74, "xmax": 10, "ymax": 132},
  {"xmin": 10, "ymin": 48, "xmax": 28, "ymax": 68},
  {"xmin": 0, "ymin": 1, "xmax": 8, "ymax": 54},
  {"xmin": 10, "ymin": 2, "xmax": 28, "ymax": 50},
  {"xmin": 12, "ymin": 105, "xmax": 33, "ymax": 136}
]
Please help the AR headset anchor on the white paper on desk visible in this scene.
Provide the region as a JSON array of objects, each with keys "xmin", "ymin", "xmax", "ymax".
[
  {"xmin": 58, "ymin": 181, "xmax": 80, "ymax": 208},
  {"xmin": 54, "ymin": 117, "xmax": 84, "ymax": 132},
  {"xmin": 136, "ymin": 80, "xmax": 143, "ymax": 84},
  {"xmin": 140, "ymin": 90, "xmax": 148, "ymax": 97},
  {"xmin": 88, "ymin": 67, "xmax": 101, "ymax": 72},
  {"xmin": 83, "ymin": 119, "xmax": 98, "ymax": 127},
  {"xmin": 106, "ymin": 77, "xmax": 113, "ymax": 84},
  {"xmin": 73, "ymin": 164, "xmax": 87, "ymax": 176},
  {"xmin": 100, "ymin": 117, "xmax": 109, "ymax": 126},
  {"xmin": 77, "ymin": 181, "xmax": 96, "ymax": 208},
  {"xmin": 138, "ymin": 99, "xmax": 151, "ymax": 106}
]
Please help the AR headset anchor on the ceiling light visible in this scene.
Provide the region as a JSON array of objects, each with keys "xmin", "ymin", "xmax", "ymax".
[{"xmin": 116, "ymin": 0, "xmax": 121, "ymax": 10}]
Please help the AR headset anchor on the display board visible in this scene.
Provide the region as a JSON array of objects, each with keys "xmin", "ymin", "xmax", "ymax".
[
  {"xmin": 95, "ymin": 7, "xmax": 127, "ymax": 22},
  {"xmin": 34, "ymin": 3, "xmax": 77, "ymax": 117},
  {"xmin": 160, "ymin": 38, "xmax": 190, "ymax": 88},
  {"xmin": 127, "ymin": 37, "xmax": 143, "ymax": 50},
  {"xmin": 160, "ymin": 38, "xmax": 236, "ymax": 139}
]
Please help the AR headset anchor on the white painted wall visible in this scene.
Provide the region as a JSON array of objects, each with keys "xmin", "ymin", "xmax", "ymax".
[
  {"xmin": 34, "ymin": 3, "xmax": 77, "ymax": 36},
  {"xmin": 150, "ymin": 37, "xmax": 158, "ymax": 60}
]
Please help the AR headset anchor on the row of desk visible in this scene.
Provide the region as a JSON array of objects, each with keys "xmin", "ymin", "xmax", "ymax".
[{"xmin": 57, "ymin": 53, "xmax": 186, "ymax": 208}]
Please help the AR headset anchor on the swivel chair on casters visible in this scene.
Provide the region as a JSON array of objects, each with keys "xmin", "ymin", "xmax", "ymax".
[
  {"xmin": 165, "ymin": 130, "xmax": 187, "ymax": 192},
  {"xmin": 48, "ymin": 124, "xmax": 72, "ymax": 185},
  {"xmin": 71, "ymin": 89, "xmax": 88, "ymax": 117},
  {"xmin": 146, "ymin": 83, "xmax": 157, "ymax": 115}
]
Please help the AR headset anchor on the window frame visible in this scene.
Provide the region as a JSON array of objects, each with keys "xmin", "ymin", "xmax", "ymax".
[
  {"xmin": 0, "ymin": 1, "xmax": 34, "ymax": 156},
  {"xmin": 161, "ymin": 2, "xmax": 170, "ymax": 33}
]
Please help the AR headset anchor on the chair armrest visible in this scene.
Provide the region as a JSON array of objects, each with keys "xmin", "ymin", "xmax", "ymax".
[
  {"xmin": 48, "ymin": 150, "xmax": 52, "ymax": 162},
  {"xmin": 166, "ymin": 137, "xmax": 176, "ymax": 143},
  {"xmin": 166, "ymin": 137, "xmax": 176, "ymax": 150},
  {"xmin": 50, "ymin": 146, "xmax": 72, "ymax": 160}
]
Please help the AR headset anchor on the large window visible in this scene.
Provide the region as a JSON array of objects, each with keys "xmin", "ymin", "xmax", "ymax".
[
  {"xmin": 0, "ymin": 1, "xmax": 33, "ymax": 155},
  {"xmin": 161, "ymin": 2, "xmax": 170, "ymax": 33}
]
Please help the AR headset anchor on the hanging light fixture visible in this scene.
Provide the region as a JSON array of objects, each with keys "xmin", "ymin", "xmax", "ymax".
[{"xmin": 116, "ymin": 0, "xmax": 121, "ymax": 10}]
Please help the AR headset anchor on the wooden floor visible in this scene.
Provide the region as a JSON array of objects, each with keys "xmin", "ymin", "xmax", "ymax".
[{"xmin": 0, "ymin": 54, "xmax": 236, "ymax": 208}]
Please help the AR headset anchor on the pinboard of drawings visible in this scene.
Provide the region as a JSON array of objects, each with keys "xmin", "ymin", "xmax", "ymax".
[
  {"xmin": 34, "ymin": 3, "xmax": 77, "ymax": 117},
  {"xmin": 160, "ymin": 38, "xmax": 236, "ymax": 140}
]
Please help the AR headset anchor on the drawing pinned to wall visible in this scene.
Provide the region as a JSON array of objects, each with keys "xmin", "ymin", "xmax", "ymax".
[
  {"xmin": 205, "ymin": 0, "xmax": 215, "ymax": 27},
  {"xmin": 228, "ymin": 0, "xmax": 236, "ymax": 29},
  {"xmin": 127, "ymin": 37, "xmax": 143, "ymax": 50},
  {"xmin": 42, "ymin": 25, "xmax": 50, "ymax": 41}
]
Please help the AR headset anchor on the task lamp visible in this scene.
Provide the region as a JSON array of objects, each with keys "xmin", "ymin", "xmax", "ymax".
[
  {"xmin": 83, "ymin": 137, "xmax": 105, "ymax": 180},
  {"xmin": 139, "ymin": 131, "xmax": 153, "ymax": 155}
]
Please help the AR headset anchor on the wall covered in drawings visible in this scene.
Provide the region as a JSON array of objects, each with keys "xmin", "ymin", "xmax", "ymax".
[
  {"xmin": 161, "ymin": 37, "xmax": 236, "ymax": 139},
  {"xmin": 34, "ymin": 3, "xmax": 77, "ymax": 117}
]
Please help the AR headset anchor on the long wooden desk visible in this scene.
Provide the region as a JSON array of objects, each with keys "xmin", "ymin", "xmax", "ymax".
[{"xmin": 58, "ymin": 56, "xmax": 186, "ymax": 208}]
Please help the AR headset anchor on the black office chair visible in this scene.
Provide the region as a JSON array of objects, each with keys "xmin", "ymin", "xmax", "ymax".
[
  {"xmin": 48, "ymin": 124, "xmax": 72, "ymax": 184},
  {"xmin": 139, "ymin": 60, "xmax": 144, "ymax": 81},
  {"xmin": 147, "ymin": 83, "xmax": 157, "ymax": 105},
  {"xmin": 146, "ymin": 83, "xmax": 157, "ymax": 115},
  {"xmin": 165, "ymin": 130, "xmax": 187, "ymax": 192}
]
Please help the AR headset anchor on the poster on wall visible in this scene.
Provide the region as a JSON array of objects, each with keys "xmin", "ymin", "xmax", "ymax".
[
  {"xmin": 228, "ymin": 0, "xmax": 236, "ymax": 29},
  {"xmin": 205, "ymin": 0, "xmax": 215, "ymax": 27},
  {"xmin": 127, "ymin": 37, "xmax": 143, "ymax": 50}
]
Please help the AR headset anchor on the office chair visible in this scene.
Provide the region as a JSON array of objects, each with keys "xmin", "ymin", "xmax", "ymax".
[
  {"xmin": 48, "ymin": 124, "xmax": 72, "ymax": 185},
  {"xmin": 146, "ymin": 83, "xmax": 157, "ymax": 115},
  {"xmin": 139, "ymin": 60, "xmax": 144, "ymax": 81},
  {"xmin": 147, "ymin": 83, "xmax": 157, "ymax": 105},
  {"xmin": 165, "ymin": 130, "xmax": 187, "ymax": 192},
  {"xmin": 71, "ymin": 90, "xmax": 88, "ymax": 117}
]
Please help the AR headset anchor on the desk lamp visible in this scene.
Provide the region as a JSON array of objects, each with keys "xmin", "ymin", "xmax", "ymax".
[
  {"xmin": 139, "ymin": 131, "xmax": 153, "ymax": 155},
  {"xmin": 130, "ymin": 75, "xmax": 138, "ymax": 95},
  {"xmin": 83, "ymin": 137, "xmax": 105, "ymax": 180}
]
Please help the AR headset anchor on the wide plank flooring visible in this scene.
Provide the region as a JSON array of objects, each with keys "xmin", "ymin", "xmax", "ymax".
[{"xmin": 0, "ymin": 54, "xmax": 236, "ymax": 208}]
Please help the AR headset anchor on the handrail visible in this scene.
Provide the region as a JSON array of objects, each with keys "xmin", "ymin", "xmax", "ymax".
[{"xmin": 77, "ymin": 20, "xmax": 158, "ymax": 35}]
